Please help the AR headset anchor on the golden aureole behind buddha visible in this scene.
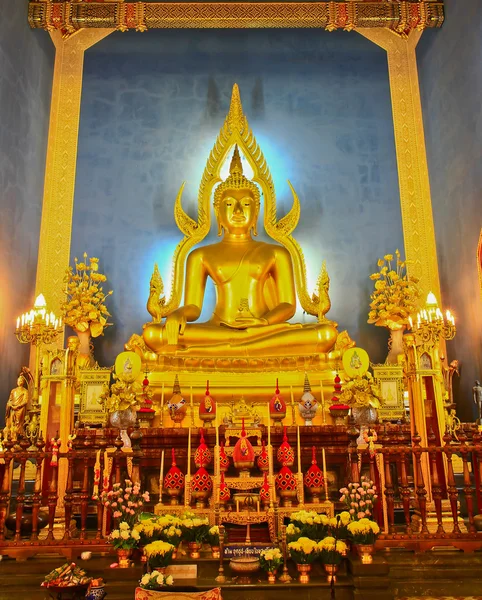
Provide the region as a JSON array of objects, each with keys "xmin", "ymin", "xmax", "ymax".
[{"xmin": 130, "ymin": 84, "xmax": 354, "ymax": 370}]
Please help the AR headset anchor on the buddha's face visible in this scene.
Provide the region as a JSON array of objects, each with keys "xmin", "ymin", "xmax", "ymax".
[
  {"xmin": 218, "ymin": 189, "xmax": 258, "ymax": 236},
  {"xmin": 17, "ymin": 376, "xmax": 25, "ymax": 387}
]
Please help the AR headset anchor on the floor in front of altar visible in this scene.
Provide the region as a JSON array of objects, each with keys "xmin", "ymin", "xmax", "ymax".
[{"xmin": 1, "ymin": 551, "xmax": 482, "ymax": 600}]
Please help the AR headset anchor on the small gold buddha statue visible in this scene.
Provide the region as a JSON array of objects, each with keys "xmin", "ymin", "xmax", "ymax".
[
  {"xmin": 143, "ymin": 147, "xmax": 338, "ymax": 358},
  {"xmin": 5, "ymin": 374, "xmax": 29, "ymax": 439}
]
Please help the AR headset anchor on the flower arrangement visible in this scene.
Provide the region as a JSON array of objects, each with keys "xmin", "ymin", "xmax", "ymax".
[
  {"xmin": 206, "ymin": 525, "xmax": 222, "ymax": 548},
  {"xmin": 317, "ymin": 537, "xmax": 348, "ymax": 566},
  {"xmin": 98, "ymin": 375, "xmax": 143, "ymax": 413},
  {"xmin": 347, "ymin": 518, "xmax": 380, "ymax": 544},
  {"xmin": 287, "ymin": 537, "xmax": 319, "ymax": 564},
  {"xmin": 180, "ymin": 516, "xmax": 210, "ymax": 544},
  {"xmin": 61, "ymin": 252, "xmax": 113, "ymax": 338},
  {"xmin": 328, "ymin": 511, "xmax": 352, "ymax": 540},
  {"xmin": 368, "ymin": 250, "xmax": 420, "ymax": 330},
  {"xmin": 289, "ymin": 510, "xmax": 329, "ymax": 541},
  {"xmin": 144, "ymin": 540, "xmax": 175, "ymax": 569},
  {"xmin": 285, "ymin": 523, "xmax": 302, "ymax": 543},
  {"xmin": 139, "ymin": 571, "xmax": 174, "ymax": 590},
  {"xmin": 110, "ymin": 521, "xmax": 140, "ymax": 550},
  {"xmin": 134, "ymin": 518, "xmax": 161, "ymax": 547},
  {"xmin": 339, "ymin": 476, "xmax": 378, "ymax": 520},
  {"xmin": 259, "ymin": 547, "xmax": 283, "ymax": 572},
  {"xmin": 97, "ymin": 480, "xmax": 150, "ymax": 527},
  {"xmin": 339, "ymin": 373, "xmax": 383, "ymax": 409}
]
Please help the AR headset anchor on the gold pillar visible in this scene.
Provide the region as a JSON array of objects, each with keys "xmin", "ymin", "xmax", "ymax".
[
  {"xmin": 35, "ymin": 29, "xmax": 114, "ymax": 327},
  {"xmin": 359, "ymin": 30, "xmax": 441, "ymax": 302}
]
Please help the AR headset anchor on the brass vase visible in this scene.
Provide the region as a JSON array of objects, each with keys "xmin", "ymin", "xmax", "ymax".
[
  {"xmin": 355, "ymin": 543, "xmax": 375, "ymax": 564},
  {"xmin": 296, "ymin": 563, "xmax": 311, "ymax": 584},
  {"xmin": 267, "ymin": 570, "xmax": 277, "ymax": 584},
  {"xmin": 324, "ymin": 564, "xmax": 338, "ymax": 583},
  {"xmin": 279, "ymin": 489, "xmax": 297, "ymax": 507},
  {"xmin": 117, "ymin": 548, "xmax": 132, "ymax": 568},
  {"xmin": 166, "ymin": 487, "xmax": 182, "ymax": 505},
  {"xmin": 211, "ymin": 545, "xmax": 220, "ymax": 559},
  {"xmin": 189, "ymin": 541, "xmax": 201, "ymax": 559}
]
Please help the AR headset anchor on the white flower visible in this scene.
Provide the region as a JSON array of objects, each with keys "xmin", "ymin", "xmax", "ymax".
[
  {"xmin": 151, "ymin": 571, "xmax": 160, "ymax": 578},
  {"xmin": 132, "ymin": 529, "xmax": 140, "ymax": 540},
  {"xmin": 119, "ymin": 522, "xmax": 130, "ymax": 531},
  {"xmin": 141, "ymin": 574, "xmax": 150, "ymax": 586},
  {"xmin": 111, "ymin": 529, "xmax": 120, "ymax": 539},
  {"xmin": 166, "ymin": 575, "xmax": 174, "ymax": 586},
  {"xmin": 156, "ymin": 575, "xmax": 165, "ymax": 585},
  {"xmin": 120, "ymin": 530, "xmax": 129, "ymax": 540}
]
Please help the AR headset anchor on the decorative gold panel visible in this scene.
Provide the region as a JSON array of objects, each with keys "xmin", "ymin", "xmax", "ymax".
[
  {"xmin": 28, "ymin": 2, "xmax": 444, "ymax": 32},
  {"xmin": 359, "ymin": 30, "xmax": 441, "ymax": 303},
  {"xmin": 35, "ymin": 29, "xmax": 114, "ymax": 336}
]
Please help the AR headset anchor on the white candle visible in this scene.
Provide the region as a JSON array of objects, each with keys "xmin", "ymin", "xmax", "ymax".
[
  {"xmin": 187, "ymin": 426, "xmax": 191, "ymax": 477},
  {"xmin": 16, "ymin": 317, "xmax": 20, "ymax": 329},
  {"xmin": 159, "ymin": 449, "xmax": 165, "ymax": 504},
  {"xmin": 319, "ymin": 381, "xmax": 326, "ymax": 425},
  {"xmin": 297, "ymin": 426, "xmax": 302, "ymax": 473},
  {"xmin": 190, "ymin": 385, "xmax": 194, "ymax": 427},
  {"xmin": 290, "ymin": 385, "xmax": 295, "ymax": 424},
  {"xmin": 46, "ymin": 313, "xmax": 50, "ymax": 326},
  {"xmin": 21, "ymin": 314, "xmax": 25, "ymax": 327},
  {"xmin": 408, "ymin": 316, "xmax": 413, "ymax": 330},
  {"xmin": 267, "ymin": 402, "xmax": 271, "ymax": 448},
  {"xmin": 322, "ymin": 448, "xmax": 329, "ymax": 501}
]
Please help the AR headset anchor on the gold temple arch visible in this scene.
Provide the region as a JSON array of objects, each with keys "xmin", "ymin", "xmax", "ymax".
[{"xmin": 151, "ymin": 83, "xmax": 331, "ymax": 323}]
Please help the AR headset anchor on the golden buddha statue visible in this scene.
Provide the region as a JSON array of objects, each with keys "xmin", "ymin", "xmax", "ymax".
[
  {"xmin": 143, "ymin": 147, "xmax": 337, "ymax": 357},
  {"xmin": 5, "ymin": 374, "xmax": 29, "ymax": 439},
  {"xmin": 129, "ymin": 84, "xmax": 355, "ymax": 367}
]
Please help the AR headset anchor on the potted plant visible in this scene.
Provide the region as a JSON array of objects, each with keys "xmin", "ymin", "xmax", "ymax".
[
  {"xmin": 287, "ymin": 537, "xmax": 319, "ymax": 583},
  {"xmin": 285, "ymin": 523, "xmax": 301, "ymax": 543},
  {"xmin": 368, "ymin": 250, "xmax": 420, "ymax": 364},
  {"xmin": 144, "ymin": 540, "xmax": 175, "ymax": 572},
  {"xmin": 206, "ymin": 525, "xmax": 222, "ymax": 558},
  {"xmin": 328, "ymin": 511, "xmax": 352, "ymax": 543},
  {"xmin": 97, "ymin": 480, "xmax": 150, "ymax": 528},
  {"xmin": 61, "ymin": 253, "xmax": 113, "ymax": 354},
  {"xmin": 339, "ymin": 477, "xmax": 378, "ymax": 521},
  {"xmin": 317, "ymin": 536, "xmax": 348, "ymax": 582},
  {"xmin": 347, "ymin": 518, "xmax": 380, "ymax": 564},
  {"xmin": 339, "ymin": 373, "xmax": 383, "ymax": 425},
  {"xmin": 180, "ymin": 516, "xmax": 210, "ymax": 558},
  {"xmin": 259, "ymin": 547, "xmax": 283, "ymax": 583},
  {"xmin": 110, "ymin": 521, "xmax": 140, "ymax": 568},
  {"xmin": 139, "ymin": 571, "xmax": 174, "ymax": 591},
  {"xmin": 289, "ymin": 510, "xmax": 329, "ymax": 541}
]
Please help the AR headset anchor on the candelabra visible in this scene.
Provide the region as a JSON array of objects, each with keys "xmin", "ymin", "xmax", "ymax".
[
  {"xmin": 15, "ymin": 294, "xmax": 63, "ymax": 443},
  {"xmin": 408, "ymin": 292, "xmax": 456, "ymax": 349}
]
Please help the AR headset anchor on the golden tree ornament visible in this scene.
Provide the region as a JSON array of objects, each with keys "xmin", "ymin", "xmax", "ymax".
[
  {"xmin": 367, "ymin": 249, "xmax": 420, "ymax": 330},
  {"xmin": 61, "ymin": 253, "xmax": 113, "ymax": 338}
]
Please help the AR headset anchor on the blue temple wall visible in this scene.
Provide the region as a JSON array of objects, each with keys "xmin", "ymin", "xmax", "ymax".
[
  {"xmin": 0, "ymin": 0, "xmax": 53, "ymax": 421},
  {"xmin": 417, "ymin": 0, "xmax": 482, "ymax": 420},
  {"xmin": 72, "ymin": 29, "xmax": 404, "ymax": 369}
]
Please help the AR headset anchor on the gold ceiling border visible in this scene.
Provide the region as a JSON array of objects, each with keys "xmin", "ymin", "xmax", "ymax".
[
  {"xmin": 359, "ymin": 30, "xmax": 441, "ymax": 303},
  {"xmin": 28, "ymin": 1, "xmax": 444, "ymax": 32},
  {"xmin": 35, "ymin": 29, "xmax": 114, "ymax": 338}
]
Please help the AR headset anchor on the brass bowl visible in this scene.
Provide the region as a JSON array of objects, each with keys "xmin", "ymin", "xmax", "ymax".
[{"xmin": 229, "ymin": 556, "xmax": 260, "ymax": 584}]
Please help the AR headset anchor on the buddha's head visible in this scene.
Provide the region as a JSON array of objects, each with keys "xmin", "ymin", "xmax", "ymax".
[
  {"xmin": 17, "ymin": 375, "xmax": 26, "ymax": 387},
  {"xmin": 214, "ymin": 146, "xmax": 260, "ymax": 237}
]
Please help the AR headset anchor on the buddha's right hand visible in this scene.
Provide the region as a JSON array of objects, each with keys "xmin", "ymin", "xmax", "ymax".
[{"xmin": 165, "ymin": 309, "xmax": 187, "ymax": 345}]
